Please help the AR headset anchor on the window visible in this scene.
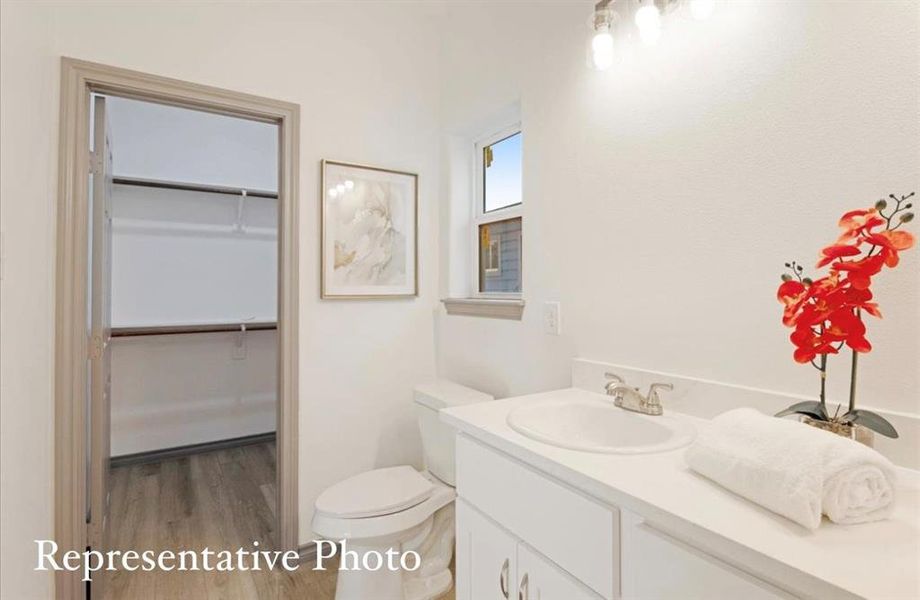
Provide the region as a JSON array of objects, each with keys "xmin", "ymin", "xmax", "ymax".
[
  {"xmin": 483, "ymin": 131, "xmax": 522, "ymax": 213},
  {"xmin": 475, "ymin": 126, "xmax": 522, "ymax": 295}
]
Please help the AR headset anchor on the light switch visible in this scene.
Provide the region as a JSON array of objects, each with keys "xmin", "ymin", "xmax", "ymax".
[{"xmin": 543, "ymin": 301, "xmax": 561, "ymax": 335}]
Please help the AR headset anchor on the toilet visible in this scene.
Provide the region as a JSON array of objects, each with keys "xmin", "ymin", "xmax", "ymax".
[{"xmin": 312, "ymin": 381, "xmax": 493, "ymax": 600}]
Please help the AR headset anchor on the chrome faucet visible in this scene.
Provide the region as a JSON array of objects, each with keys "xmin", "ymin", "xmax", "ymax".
[{"xmin": 604, "ymin": 373, "xmax": 672, "ymax": 416}]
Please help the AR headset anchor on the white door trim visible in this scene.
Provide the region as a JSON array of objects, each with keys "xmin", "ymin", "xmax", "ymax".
[{"xmin": 54, "ymin": 57, "xmax": 300, "ymax": 599}]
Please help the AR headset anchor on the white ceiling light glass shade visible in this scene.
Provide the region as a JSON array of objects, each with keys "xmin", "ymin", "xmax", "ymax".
[
  {"xmin": 634, "ymin": 4, "xmax": 662, "ymax": 46},
  {"xmin": 328, "ymin": 188, "xmax": 338, "ymax": 198},
  {"xmin": 588, "ymin": 2, "xmax": 617, "ymax": 71},
  {"xmin": 344, "ymin": 180, "xmax": 355, "ymax": 190},
  {"xmin": 336, "ymin": 183, "xmax": 345, "ymax": 194},
  {"xmin": 591, "ymin": 26, "xmax": 615, "ymax": 71},
  {"xmin": 689, "ymin": 0, "xmax": 715, "ymax": 20}
]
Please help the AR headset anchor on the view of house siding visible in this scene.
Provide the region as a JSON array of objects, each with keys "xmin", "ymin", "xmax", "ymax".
[{"xmin": 481, "ymin": 217, "xmax": 521, "ymax": 293}]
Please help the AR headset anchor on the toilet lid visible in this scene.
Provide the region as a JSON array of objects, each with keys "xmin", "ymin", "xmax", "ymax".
[{"xmin": 315, "ymin": 466, "xmax": 434, "ymax": 519}]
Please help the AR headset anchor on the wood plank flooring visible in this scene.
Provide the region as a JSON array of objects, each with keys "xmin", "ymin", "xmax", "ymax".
[{"xmin": 103, "ymin": 442, "xmax": 454, "ymax": 600}]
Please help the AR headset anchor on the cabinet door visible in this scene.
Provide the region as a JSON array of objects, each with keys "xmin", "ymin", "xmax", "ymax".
[
  {"xmin": 621, "ymin": 511, "xmax": 794, "ymax": 600},
  {"xmin": 517, "ymin": 543, "xmax": 603, "ymax": 600},
  {"xmin": 456, "ymin": 499, "xmax": 517, "ymax": 600}
]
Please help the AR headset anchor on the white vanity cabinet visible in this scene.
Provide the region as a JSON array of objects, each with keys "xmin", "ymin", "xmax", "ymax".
[
  {"xmin": 620, "ymin": 510, "xmax": 793, "ymax": 600},
  {"xmin": 455, "ymin": 434, "xmax": 617, "ymax": 600},
  {"xmin": 454, "ymin": 433, "xmax": 796, "ymax": 600},
  {"xmin": 455, "ymin": 498, "xmax": 517, "ymax": 600},
  {"xmin": 456, "ymin": 499, "xmax": 602, "ymax": 600}
]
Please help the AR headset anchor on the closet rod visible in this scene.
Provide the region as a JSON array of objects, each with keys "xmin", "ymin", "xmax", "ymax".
[
  {"xmin": 111, "ymin": 322, "xmax": 277, "ymax": 338},
  {"xmin": 113, "ymin": 176, "xmax": 278, "ymax": 199}
]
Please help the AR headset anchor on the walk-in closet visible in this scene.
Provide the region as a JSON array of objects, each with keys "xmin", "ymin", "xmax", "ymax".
[{"xmin": 94, "ymin": 95, "xmax": 282, "ymax": 597}]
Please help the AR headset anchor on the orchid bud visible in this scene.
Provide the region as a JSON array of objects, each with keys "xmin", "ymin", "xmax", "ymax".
[
  {"xmin": 900, "ymin": 212, "xmax": 914, "ymax": 223},
  {"xmin": 781, "ymin": 274, "xmax": 792, "ymax": 282},
  {"xmin": 875, "ymin": 199, "xmax": 888, "ymax": 210},
  {"xmin": 802, "ymin": 277, "xmax": 813, "ymax": 285}
]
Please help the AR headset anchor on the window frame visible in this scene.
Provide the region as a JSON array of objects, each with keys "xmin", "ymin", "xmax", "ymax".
[{"xmin": 472, "ymin": 122, "xmax": 522, "ymax": 299}]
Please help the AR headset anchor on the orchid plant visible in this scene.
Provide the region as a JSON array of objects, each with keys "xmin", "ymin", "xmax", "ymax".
[{"xmin": 775, "ymin": 192, "xmax": 916, "ymax": 438}]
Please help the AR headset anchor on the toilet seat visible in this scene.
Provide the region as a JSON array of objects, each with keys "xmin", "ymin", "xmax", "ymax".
[
  {"xmin": 313, "ymin": 472, "xmax": 455, "ymax": 542},
  {"xmin": 315, "ymin": 465, "xmax": 435, "ymax": 519}
]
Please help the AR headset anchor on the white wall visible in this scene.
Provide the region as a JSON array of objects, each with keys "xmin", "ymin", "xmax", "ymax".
[
  {"xmin": 111, "ymin": 183, "xmax": 278, "ymax": 326},
  {"xmin": 437, "ymin": 1, "xmax": 919, "ymax": 414},
  {"xmin": 111, "ymin": 330, "xmax": 277, "ymax": 455},
  {"xmin": 0, "ymin": 2, "xmax": 442, "ymax": 597},
  {"xmin": 107, "ymin": 95, "xmax": 279, "ymax": 192}
]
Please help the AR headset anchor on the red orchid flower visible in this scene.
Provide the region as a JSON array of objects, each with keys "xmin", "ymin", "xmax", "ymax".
[
  {"xmin": 826, "ymin": 308, "xmax": 871, "ymax": 352},
  {"xmin": 790, "ymin": 325, "xmax": 838, "ymax": 364},
  {"xmin": 832, "ymin": 254, "xmax": 885, "ymax": 290},
  {"xmin": 778, "ymin": 273, "xmax": 844, "ymax": 328},
  {"xmin": 836, "ymin": 208, "xmax": 885, "ymax": 242},
  {"xmin": 863, "ymin": 230, "xmax": 916, "ymax": 267},
  {"xmin": 816, "ymin": 243, "xmax": 861, "ymax": 268},
  {"xmin": 842, "ymin": 287, "xmax": 881, "ymax": 318},
  {"xmin": 777, "ymin": 280, "xmax": 807, "ymax": 326},
  {"xmin": 778, "ymin": 198, "xmax": 914, "ymax": 366}
]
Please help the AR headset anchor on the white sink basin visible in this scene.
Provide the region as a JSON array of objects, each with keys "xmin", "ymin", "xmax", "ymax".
[{"xmin": 506, "ymin": 396, "xmax": 695, "ymax": 454}]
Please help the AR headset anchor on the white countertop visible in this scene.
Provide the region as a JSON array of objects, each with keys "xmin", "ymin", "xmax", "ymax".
[{"xmin": 441, "ymin": 387, "xmax": 920, "ymax": 600}]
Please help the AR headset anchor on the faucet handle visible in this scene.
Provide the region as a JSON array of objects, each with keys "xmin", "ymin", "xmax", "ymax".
[
  {"xmin": 604, "ymin": 372, "xmax": 625, "ymax": 393},
  {"xmin": 646, "ymin": 382, "xmax": 673, "ymax": 408}
]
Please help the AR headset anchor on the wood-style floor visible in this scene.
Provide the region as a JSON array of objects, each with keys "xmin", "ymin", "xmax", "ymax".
[{"xmin": 104, "ymin": 442, "xmax": 454, "ymax": 600}]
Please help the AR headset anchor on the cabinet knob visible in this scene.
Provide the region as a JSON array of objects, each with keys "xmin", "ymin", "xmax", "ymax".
[
  {"xmin": 518, "ymin": 572, "xmax": 529, "ymax": 600},
  {"xmin": 500, "ymin": 558, "xmax": 509, "ymax": 599}
]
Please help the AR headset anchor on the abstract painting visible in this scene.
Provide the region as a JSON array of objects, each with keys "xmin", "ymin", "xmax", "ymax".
[{"xmin": 321, "ymin": 160, "xmax": 418, "ymax": 298}]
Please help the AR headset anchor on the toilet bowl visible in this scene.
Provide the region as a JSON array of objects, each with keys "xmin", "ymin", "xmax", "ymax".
[{"xmin": 312, "ymin": 381, "xmax": 493, "ymax": 600}]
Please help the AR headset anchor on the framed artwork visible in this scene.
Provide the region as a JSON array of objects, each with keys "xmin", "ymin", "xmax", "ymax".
[{"xmin": 321, "ymin": 160, "xmax": 418, "ymax": 298}]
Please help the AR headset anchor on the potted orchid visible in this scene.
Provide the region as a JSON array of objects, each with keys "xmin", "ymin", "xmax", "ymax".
[{"xmin": 775, "ymin": 192, "xmax": 915, "ymax": 442}]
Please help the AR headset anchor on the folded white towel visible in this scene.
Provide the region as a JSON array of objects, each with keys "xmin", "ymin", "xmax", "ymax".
[{"xmin": 685, "ymin": 408, "xmax": 897, "ymax": 530}]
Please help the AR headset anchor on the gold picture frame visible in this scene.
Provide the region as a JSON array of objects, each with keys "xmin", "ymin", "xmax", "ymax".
[{"xmin": 320, "ymin": 159, "xmax": 419, "ymax": 299}]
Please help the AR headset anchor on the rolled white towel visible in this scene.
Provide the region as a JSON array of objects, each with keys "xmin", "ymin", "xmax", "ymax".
[
  {"xmin": 685, "ymin": 408, "xmax": 897, "ymax": 530},
  {"xmin": 823, "ymin": 461, "xmax": 896, "ymax": 525}
]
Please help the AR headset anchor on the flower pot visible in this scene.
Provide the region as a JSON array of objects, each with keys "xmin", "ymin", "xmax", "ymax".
[{"xmin": 801, "ymin": 416, "xmax": 875, "ymax": 447}]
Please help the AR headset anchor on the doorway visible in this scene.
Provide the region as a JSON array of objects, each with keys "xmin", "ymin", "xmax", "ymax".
[{"xmin": 54, "ymin": 59, "xmax": 299, "ymax": 600}]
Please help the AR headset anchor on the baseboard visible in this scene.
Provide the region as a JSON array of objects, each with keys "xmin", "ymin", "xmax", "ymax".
[{"xmin": 110, "ymin": 431, "xmax": 276, "ymax": 467}]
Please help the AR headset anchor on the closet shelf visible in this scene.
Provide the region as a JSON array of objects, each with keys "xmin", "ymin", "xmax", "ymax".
[
  {"xmin": 113, "ymin": 176, "xmax": 278, "ymax": 199},
  {"xmin": 111, "ymin": 322, "xmax": 277, "ymax": 338},
  {"xmin": 112, "ymin": 217, "xmax": 277, "ymax": 237}
]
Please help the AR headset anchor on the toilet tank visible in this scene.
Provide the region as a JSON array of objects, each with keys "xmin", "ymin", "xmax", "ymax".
[{"xmin": 414, "ymin": 381, "xmax": 493, "ymax": 486}]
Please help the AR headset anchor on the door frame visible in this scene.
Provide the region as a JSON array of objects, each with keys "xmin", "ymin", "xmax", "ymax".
[{"xmin": 54, "ymin": 57, "xmax": 300, "ymax": 600}]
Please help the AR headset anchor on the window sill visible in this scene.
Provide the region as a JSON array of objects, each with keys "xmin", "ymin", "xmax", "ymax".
[{"xmin": 441, "ymin": 297, "xmax": 525, "ymax": 320}]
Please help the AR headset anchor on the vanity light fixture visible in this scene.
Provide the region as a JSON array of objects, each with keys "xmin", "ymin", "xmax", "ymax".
[
  {"xmin": 591, "ymin": 0, "xmax": 714, "ymax": 62},
  {"xmin": 634, "ymin": 1, "xmax": 663, "ymax": 46},
  {"xmin": 590, "ymin": 0, "xmax": 616, "ymax": 71}
]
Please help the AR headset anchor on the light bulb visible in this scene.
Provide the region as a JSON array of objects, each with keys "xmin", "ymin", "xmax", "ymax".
[
  {"xmin": 344, "ymin": 180, "xmax": 354, "ymax": 190},
  {"xmin": 591, "ymin": 27, "xmax": 615, "ymax": 71},
  {"xmin": 690, "ymin": 0, "xmax": 715, "ymax": 20},
  {"xmin": 634, "ymin": 4, "xmax": 661, "ymax": 46},
  {"xmin": 328, "ymin": 188, "xmax": 338, "ymax": 198}
]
